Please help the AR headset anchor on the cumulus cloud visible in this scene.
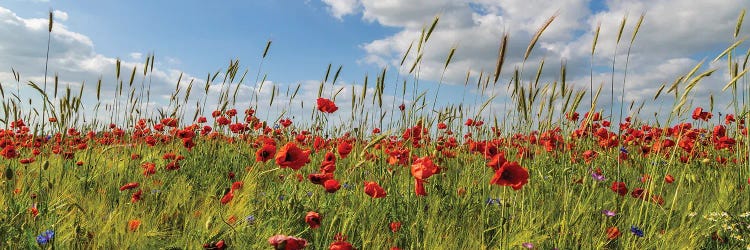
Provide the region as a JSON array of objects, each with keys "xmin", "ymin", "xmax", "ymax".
[
  {"xmin": 322, "ymin": 0, "xmax": 360, "ymax": 20},
  {"xmin": 0, "ymin": 7, "xmax": 238, "ymax": 127},
  {"xmin": 325, "ymin": 0, "xmax": 750, "ymax": 121},
  {"xmin": 52, "ymin": 10, "xmax": 67, "ymax": 21}
]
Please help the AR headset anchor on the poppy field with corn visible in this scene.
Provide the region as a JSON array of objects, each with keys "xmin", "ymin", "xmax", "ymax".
[{"xmin": 2, "ymin": 7, "xmax": 750, "ymax": 250}]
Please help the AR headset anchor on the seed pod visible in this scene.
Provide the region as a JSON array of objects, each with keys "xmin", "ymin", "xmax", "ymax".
[{"xmin": 4, "ymin": 167, "xmax": 13, "ymax": 180}]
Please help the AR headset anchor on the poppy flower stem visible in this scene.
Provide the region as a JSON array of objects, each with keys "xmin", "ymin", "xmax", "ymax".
[
  {"xmin": 220, "ymin": 214, "xmax": 238, "ymax": 235},
  {"xmin": 257, "ymin": 167, "xmax": 280, "ymax": 177}
]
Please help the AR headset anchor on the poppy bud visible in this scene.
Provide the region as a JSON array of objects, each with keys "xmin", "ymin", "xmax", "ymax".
[
  {"xmin": 4, "ymin": 167, "xmax": 13, "ymax": 180},
  {"xmin": 43, "ymin": 160, "xmax": 49, "ymax": 170}
]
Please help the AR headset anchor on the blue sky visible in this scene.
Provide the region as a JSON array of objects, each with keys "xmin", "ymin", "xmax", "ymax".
[
  {"xmin": 1, "ymin": 0, "xmax": 749, "ymax": 127},
  {"xmin": 2, "ymin": 0, "xmax": 395, "ymax": 83}
]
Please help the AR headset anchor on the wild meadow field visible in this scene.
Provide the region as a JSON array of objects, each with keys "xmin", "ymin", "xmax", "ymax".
[{"xmin": 2, "ymin": 10, "xmax": 750, "ymax": 250}]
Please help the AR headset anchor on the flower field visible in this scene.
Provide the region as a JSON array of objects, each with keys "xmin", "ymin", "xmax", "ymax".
[{"xmin": 2, "ymin": 9, "xmax": 750, "ymax": 250}]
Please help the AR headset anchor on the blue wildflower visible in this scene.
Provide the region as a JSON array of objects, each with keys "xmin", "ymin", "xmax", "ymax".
[
  {"xmin": 630, "ymin": 225, "xmax": 644, "ymax": 237},
  {"xmin": 620, "ymin": 147, "xmax": 628, "ymax": 154},
  {"xmin": 278, "ymin": 195, "xmax": 285, "ymax": 201},
  {"xmin": 246, "ymin": 215, "xmax": 255, "ymax": 224},
  {"xmin": 486, "ymin": 198, "xmax": 498, "ymax": 205},
  {"xmin": 36, "ymin": 229, "xmax": 54, "ymax": 245}
]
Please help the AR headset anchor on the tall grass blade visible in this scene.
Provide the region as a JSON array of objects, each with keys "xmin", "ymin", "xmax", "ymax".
[
  {"xmin": 713, "ymin": 38, "xmax": 746, "ymax": 63},
  {"xmin": 524, "ymin": 13, "xmax": 557, "ymax": 61},
  {"xmin": 736, "ymin": 9, "xmax": 746, "ymax": 38},
  {"xmin": 722, "ymin": 67, "xmax": 749, "ymax": 91},
  {"xmin": 494, "ymin": 33, "xmax": 508, "ymax": 83}
]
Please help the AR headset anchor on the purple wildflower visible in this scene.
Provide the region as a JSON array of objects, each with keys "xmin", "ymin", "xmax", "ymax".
[{"xmin": 602, "ymin": 209, "xmax": 616, "ymax": 217}]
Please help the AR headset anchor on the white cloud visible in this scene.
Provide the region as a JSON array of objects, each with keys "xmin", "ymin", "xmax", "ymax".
[
  {"xmin": 0, "ymin": 6, "xmax": 206, "ymax": 126},
  {"xmin": 129, "ymin": 52, "xmax": 142, "ymax": 60},
  {"xmin": 322, "ymin": 0, "xmax": 360, "ymax": 20},
  {"xmin": 52, "ymin": 10, "xmax": 68, "ymax": 22},
  {"xmin": 330, "ymin": 0, "xmax": 750, "ymax": 120}
]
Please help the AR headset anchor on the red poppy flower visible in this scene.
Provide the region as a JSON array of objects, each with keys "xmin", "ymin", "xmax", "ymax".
[
  {"xmin": 309, "ymin": 173, "xmax": 334, "ymax": 185},
  {"xmin": 275, "ymin": 142, "xmax": 310, "ymax": 170},
  {"xmin": 182, "ymin": 138, "xmax": 195, "ymax": 151},
  {"xmin": 364, "ymin": 181, "xmax": 386, "ymax": 198},
  {"xmin": 128, "ymin": 219, "xmax": 141, "ymax": 232},
  {"xmin": 566, "ymin": 112, "xmax": 579, "ymax": 121},
  {"xmin": 142, "ymin": 162, "xmax": 156, "ymax": 176},
  {"xmin": 725, "ymin": 114, "xmax": 735, "ymax": 124},
  {"xmin": 324, "ymin": 179, "xmax": 341, "ymax": 193},
  {"xmin": 390, "ymin": 221, "xmax": 402, "ymax": 233},
  {"xmin": 582, "ymin": 150, "xmax": 598, "ymax": 163},
  {"xmin": 220, "ymin": 191, "xmax": 234, "ymax": 205},
  {"xmin": 329, "ymin": 240, "xmax": 354, "ymax": 250},
  {"xmin": 691, "ymin": 107, "xmax": 712, "ymax": 121},
  {"xmin": 665, "ymin": 174, "xmax": 674, "ymax": 184},
  {"xmin": 256, "ymin": 144, "xmax": 276, "ymax": 162},
  {"xmin": 29, "ymin": 205, "xmax": 38, "ymax": 217},
  {"xmin": 305, "ymin": 211, "xmax": 321, "ymax": 229},
  {"xmin": 692, "ymin": 107, "xmax": 703, "ymax": 120},
  {"xmin": 268, "ymin": 235, "xmax": 308, "ymax": 250},
  {"xmin": 165, "ymin": 160, "xmax": 180, "ymax": 170},
  {"xmin": 487, "ymin": 152, "xmax": 507, "ymax": 171},
  {"xmin": 606, "ymin": 226, "xmax": 621, "ymax": 240},
  {"xmin": 216, "ymin": 116, "xmax": 231, "ymax": 126},
  {"xmin": 489, "ymin": 161, "xmax": 529, "ymax": 190},
  {"xmin": 465, "ymin": 118, "xmax": 475, "ymax": 126},
  {"xmin": 610, "ymin": 182, "xmax": 628, "ymax": 196},
  {"xmin": 161, "ymin": 118, "xmax": 178, "ymax": 127},
  {"xmin": 120, "ymin": 182, "xmax": 139, "ymax": 191},
  {"xmin": 231, "ymin": 181, "xmax": 243, "ymax": 191},
  {"xmin": 411, "ymin": 156, "xmax": 440, "ymax": 180},
  {"xmin": 320, "ymin": 161, "xmax": 336, "ymax": 174},
  {"xmin": 131, "ymin": 189, "xmax": 143, "ymax": 203},
  {"xmin": 280, "ymin": 118, "xmax": 293, "ymax": 128},
  {"xmin": 437, "ymin": 122, "xmax": 447, "ymax": 129},
  {"xmin": 317, "ymin": 98, "xmax": 339, "ymax": 113},
  {"xmin": 323, "ymin": 151, "xmax": 336, "ymax": 164},
  {"xmin": 1, "ymin": 145, "xmax": 18, "ymax": 159},
  {"xmin": 337, "ymin": 141, "xmax": 352, "ymax": 158},
  {"xmin": 631, "ymin": 188, "xmax": 646, "ymax": 199}
]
